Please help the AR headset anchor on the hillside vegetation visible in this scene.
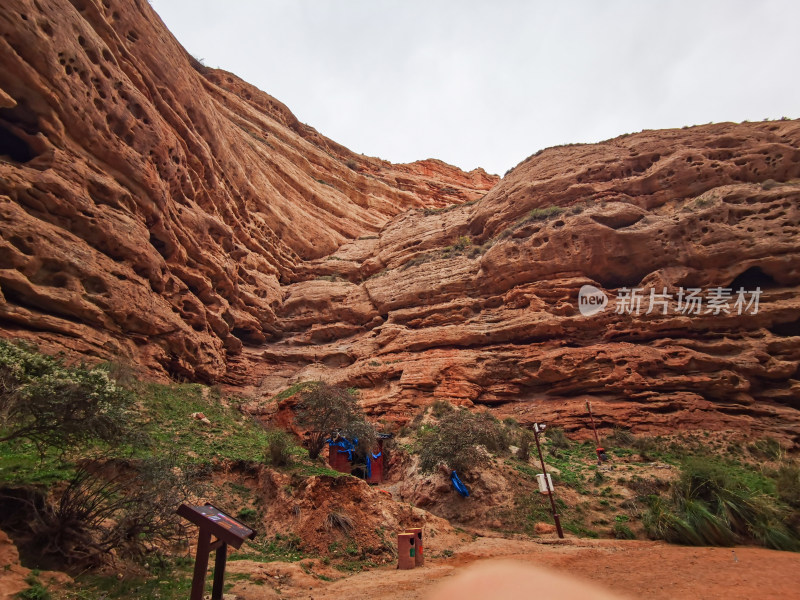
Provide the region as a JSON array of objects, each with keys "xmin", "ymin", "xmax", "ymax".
[{"xmin": 1, "ymin": 341, "xmax": 799, "ymax": 599}]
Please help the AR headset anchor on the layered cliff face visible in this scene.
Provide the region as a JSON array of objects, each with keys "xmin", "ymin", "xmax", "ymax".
[
  {"xmin": 240, "ymin": 121, "xmax": 800, "ymax": 442},
  {"xmin": 1, "ymin": 1, "xmax": 799, "ymax": 441},
  {"xmin": 0, "ymin": 0, "xmax": 496, "ymax": 381}
]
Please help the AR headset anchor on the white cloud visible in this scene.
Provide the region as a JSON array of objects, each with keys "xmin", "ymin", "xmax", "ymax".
[{"xmin": 150, "ymin": 0, "xmax": 800, "ymax": 175}]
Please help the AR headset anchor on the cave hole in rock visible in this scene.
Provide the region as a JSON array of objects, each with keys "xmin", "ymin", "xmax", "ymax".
[
  {"xmin": 8, "ymin": 235, "xmax": 34, "ymax": 256},
  {"xmin": 769, "ymin": 316, "xmax": 800, "ymax": 337},
  {"xmin": 0, "ymin": 102, "xmax": 43, "ymax": 164},
  {"xmin": 149, "ymin": 232, "xmax": 170, "ymax": 259},
  {"xmin": 0, "ymin": 121, "xmax": 36, "ymax": 163},
  {"xmin": 728, "ymin": 266, "xmax": 779, "ymax": 290},
  {"xmin": 231, "ymin": 327, "xmax": 263, "ymax": 344}
]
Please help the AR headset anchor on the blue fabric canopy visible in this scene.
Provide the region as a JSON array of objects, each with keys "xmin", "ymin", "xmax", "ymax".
[
  {"xmin": 326, "ymin": 436, "xmax": 358, "ymax": 461},
  {"xmin": 326, "ymin": 437, "xmax": 383, "ymax": 479},
  {"xmin": 450, "ymin": 470, "xmax": 469, "ymax": 497}
]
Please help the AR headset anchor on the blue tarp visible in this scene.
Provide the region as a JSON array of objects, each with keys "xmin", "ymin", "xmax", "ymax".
[
  {"xmin": 367, "ymin": 451, "xmax": 381, "ymax": 479},
  {"xmin": 327, "ymin": 437, "xmax": 383, "ymax": 479},
  {"xmin": 451, "ymin": 470, "xmax": 469, "ymax": 497},
  {"xmin": 326, "ymin": 436, "xmax": 358, "ymax": 461}
]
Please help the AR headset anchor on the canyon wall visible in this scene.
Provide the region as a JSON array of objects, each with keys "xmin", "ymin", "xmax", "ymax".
[
  {"xmin": 1, "ymin": 0, "xmax": 799, "ymax": 440},
  {"xmin": 0, "ymin": 0, "xmax": 496, "ymax": 381},
  {"xmin": 241, "ymin": 121, "xmax": 800, "ymax": 442}
]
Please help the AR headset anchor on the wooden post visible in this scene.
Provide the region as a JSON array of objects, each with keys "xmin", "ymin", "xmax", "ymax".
[
  {"xmin": 189, "ymin": 530, "xmax": 212, "ymax": 600},
  {"xmin": 587, "ymin": 402, "xmax": 608, "ymax": 464},
  {"xmin": 211, "ymin": 542, "xmax": 228, "ymax": 600},
  {"xmin": 533, "ymin": 424, "xmax": 564, "ymax": 539}
]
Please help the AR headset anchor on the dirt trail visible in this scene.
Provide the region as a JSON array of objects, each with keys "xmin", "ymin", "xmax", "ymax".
[{"xmin": 242, "ymin": 536, "xmax": 800, "ymax": 600}]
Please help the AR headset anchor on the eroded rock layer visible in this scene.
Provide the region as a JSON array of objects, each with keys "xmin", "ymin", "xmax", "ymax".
[
  {"xmin": 1, "ymin": 0, "xmax": 799, "ymax": 441},
  {"xmin": 0, "ymin": 0, "xmax": 496, "ymax": 380},
  {"xmin": 237, "ymin": 121, "xmax": 800, "ymax": 443}
]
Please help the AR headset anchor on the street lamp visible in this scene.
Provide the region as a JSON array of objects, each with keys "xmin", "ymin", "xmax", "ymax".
[{"xmin": 532, "ymin": 422, "xmax": 564, "ymax": 539}]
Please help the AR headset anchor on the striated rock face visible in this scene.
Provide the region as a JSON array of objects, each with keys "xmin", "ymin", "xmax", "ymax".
[
  {"xmin": 0, "ymin": 0, "xmax": 496, "ymax": 381},
  {"xmin": 1, "ymin": 1, "xmax": 799, "ymax": 441},
  {"xmin": 237, "ymin": 121, "xmax": 800, "ymax": 443}
]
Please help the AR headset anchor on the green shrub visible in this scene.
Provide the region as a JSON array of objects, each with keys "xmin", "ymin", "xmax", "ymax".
[
  {"xmin": 603, "ymin": 429, "xmax": 672, "ymax": 461},
  {"xmin": 430, "ymin": 399, "xmax": 455, "ymax": 418},
  {"xmin": 748, "ymin": 437, "xmax": 784, "ymax": 460},
  {"xmin": 643, "ymin": 457, "xmax": 800, "ymax": 551},
  {"xmin": 525, "ymin": 206, "xmax": 564, "ymax": 222},
  {"xmin": 776, "ymin": 462, "xmax": 800, "ymax": 507},
  {"xmin": 326, "ymin": 511, "xmax": 354, "ymax": 534},
  {"xmin": 418, "ymin": 409, "xmax": 509, "ymax": 474},
  {"xmin": 613, "ymin": 522, "xmax": 636, "ymax": 540},
  {"xmin": 0, "ymin": 340, "xmax": 135, "ymax": 452},
  {"xmin": 237, "ymin": 508, "xmax": 258, "ymax": 523},
  {"xmin": 453, "ymin": 235, "xmax": 471, "ymax": 251},
  {"xmin": 5, "ymin": 454, "xmax": 198, "ymax": 569},
  {"xmin": 295, "ymin": 382, "xmax": 375, "ymax": 460},
  {"xmin": 606, "ymin": 428, "xmax": 635, "ymax": 446},
  {"xmin": 266, "ymin": 431, "xmax": 293, "ymax": 467},
  {"xmin": 17, "ymin": 583, "xmax": 51, "ymax": 600},
  {"xmin": 545, "ymin": 427, "xmax": 571, "ymax": 450},
  {"xmin": 17, "ymin": 573, "xmax": 51, "ymax": 600},
  {"xmin": 518, "ymin": 430, "xmax": 532, "ymax": 462}
]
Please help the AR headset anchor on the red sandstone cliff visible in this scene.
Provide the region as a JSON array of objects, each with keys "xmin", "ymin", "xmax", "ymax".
[
  {"xmin": 0, "ymin": 0, "xmax": 496, "ymax": 381},
  {"xmin": 239, "ymin": 122, "xmax": 800, "ymax": 443},
  {"xmin": 1, "ymin": 0, "xmax": 799, "ymax": 441}
]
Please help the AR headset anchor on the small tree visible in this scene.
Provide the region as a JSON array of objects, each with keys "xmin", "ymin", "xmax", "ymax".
[
  {"xmin": 0, "ymin": 340, "xmax": 135, "ymax": 452},
  {"xmin": 6, "ymin": 454, "xmax": 198, "ymax": 569},
  {"xmin": 418, "ymin": 408, "xmax": 509, "ymax": 474},
  {"xmin": 295, "ymin": 382, "xmax": 374, "ymax": 460}
]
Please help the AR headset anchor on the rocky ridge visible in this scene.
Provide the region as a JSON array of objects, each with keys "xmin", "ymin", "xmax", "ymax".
[
  {"xmin": 0, "ymin": 0, "xmax": 799, "ymax": 440},
  {"xmin": 240, "ymin": 121, "xmax": 800, "ymax": 442},
  {"xmin": 0, "ymin": 0, "xmax": 496, "ymax": 382}
]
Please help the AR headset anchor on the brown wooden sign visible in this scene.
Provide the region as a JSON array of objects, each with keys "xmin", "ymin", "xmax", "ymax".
[{"xmin": 178, "ymin": 503, "xmax": 256, "ymax": 600}]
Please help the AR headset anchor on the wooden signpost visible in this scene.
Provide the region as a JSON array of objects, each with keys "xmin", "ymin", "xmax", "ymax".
[{"xmin": 177, "ymin": 503, "xmax": 256, "ymax": 600}]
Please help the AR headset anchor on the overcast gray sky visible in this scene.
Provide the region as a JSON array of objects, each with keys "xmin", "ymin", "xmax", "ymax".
[{"xmin": 150, "ymin": 0, "xmax": 800, "ymax": 175}]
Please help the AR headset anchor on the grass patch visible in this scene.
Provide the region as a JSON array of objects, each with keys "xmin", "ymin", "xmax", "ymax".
[
  {"xmin": 525, "ymin": 206, "xmax": 565, "ymax": 222},
  {"xmin": 613, "ymin": 522, "xmax": 636, "ymax": 540},
  {"xmin": 138, "ymin": 383, "xmax": 291, "ymax": 466},
  {"xmin": 18, "ymin": 572, "xmax": 51, "ymax": 600},
  {"xmin": 643, "ymin": 456, "xmax": 800, "ymax": 550},
  {"xmin": 0, "ymin": 440, "xmax": 75, "ymax": 486},
  {"xmin": 65, "ymin": 556, "xmax": 194, "ymax": 600},
  {"xmin": 229, "ymin": 533, "xmax": 307, "ymax": 562},
  {"xmin": 270, "ymin": 382, "xmax": 315, "ymax": 403}
]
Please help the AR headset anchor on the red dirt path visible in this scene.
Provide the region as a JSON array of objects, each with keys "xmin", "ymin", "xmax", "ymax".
[{"xmin": 254, "ymin": 536, "xmax": 800, "ymax": 600}]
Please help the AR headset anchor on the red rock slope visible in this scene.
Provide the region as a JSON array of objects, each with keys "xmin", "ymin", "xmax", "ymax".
[
  {"xmin": 1, "ymin": 1, "xmax": 798, "ymax": 441},
  {"xmin": 0, "ymin": 0, "xmax": 496, "ymax": 381},
  {"xmin": 241, "ymin": 122, "xmax": 800, "ymax": 442}
]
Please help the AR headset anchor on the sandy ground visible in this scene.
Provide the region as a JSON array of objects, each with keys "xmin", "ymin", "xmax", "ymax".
[{"xmin": 230, "ymin": 535, "xmax": 800, "ymax": 600}]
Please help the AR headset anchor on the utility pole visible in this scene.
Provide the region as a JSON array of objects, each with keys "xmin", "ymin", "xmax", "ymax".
[
  {"xmin": 532, "ymin": 423, "xmax": 564, "ymax": 539},
  {"xmin": 587, "ymin": 401, "xmax": 600, "ymax": 446}
]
